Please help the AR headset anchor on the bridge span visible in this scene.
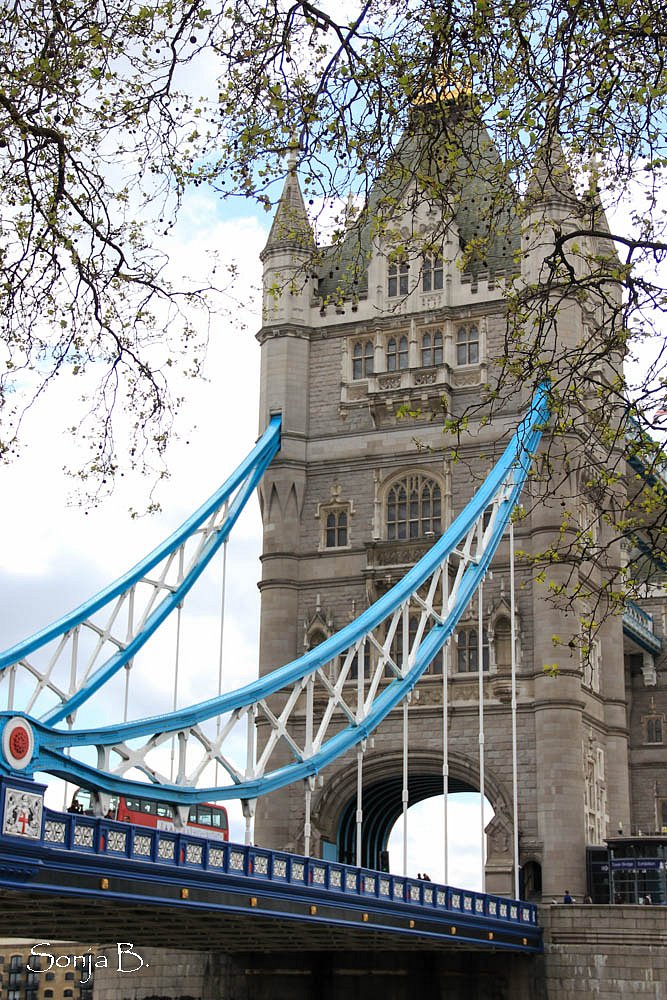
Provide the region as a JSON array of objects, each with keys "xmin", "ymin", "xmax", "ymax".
[{"xmin": 0, "ymin": 776, "xmax": 540, "ymax": 954}]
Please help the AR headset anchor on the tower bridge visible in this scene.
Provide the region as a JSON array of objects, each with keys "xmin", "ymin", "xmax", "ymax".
[
  {"xmin": 1, "ymin": 95, "xmax": 667, "ymax": 999},
  {"xmin": 0, "ymin": 385, "xmax": 547, "ymax": 952},
  {"xmin": 0, "ymin": 788, "xmax": 539, "ymax": 953}
]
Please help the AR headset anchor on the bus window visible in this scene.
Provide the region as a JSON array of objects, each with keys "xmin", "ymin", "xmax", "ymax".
[
  {"xmin": 71, "ymin": 790, "xmax": 228, "ymax": 841},
  {"xmin": 75, "ymin": 790, "xmax": 92, "ymax": 812}
]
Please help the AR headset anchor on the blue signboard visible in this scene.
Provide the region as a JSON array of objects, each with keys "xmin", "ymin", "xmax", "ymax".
[{"xmin": 611, "ymin": 859, "xmax": 664, "ymax": 871}]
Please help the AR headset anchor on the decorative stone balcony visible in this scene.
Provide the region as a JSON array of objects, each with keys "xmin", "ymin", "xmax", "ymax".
[{"xmin": 340, "ymin": 366, "xmax": 453, "ymax": 426}]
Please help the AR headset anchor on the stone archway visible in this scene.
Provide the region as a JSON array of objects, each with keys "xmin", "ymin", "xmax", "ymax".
[
  {"xmin": 312, "ymin": 749, "xmax": 516, "ymax": 892},
  {"xmin": 336, "ymin": 771, "xmax": 476, "ymax": 869}
]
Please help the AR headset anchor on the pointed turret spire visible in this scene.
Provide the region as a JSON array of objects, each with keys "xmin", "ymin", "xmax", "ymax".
[
  {"xmin": 261, "ymin": 150, "xmax": 314, "ymax": 260},
  {"xmin": 526, "ymin": 128, "xmax": 578, "ymax": 208}
]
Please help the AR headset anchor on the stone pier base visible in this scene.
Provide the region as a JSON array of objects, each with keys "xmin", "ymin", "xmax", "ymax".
[{"xmin": 90, "ymin": 905, "xmax": 667, "ymax": 999}]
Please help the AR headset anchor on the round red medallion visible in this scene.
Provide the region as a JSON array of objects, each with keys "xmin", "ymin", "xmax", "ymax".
[
  {"xmin": 2, "ymin": 717, "xmax": 35, "ymax": 770},
  {"xmin": 8, "ymin": 726, "xmax": 30, "ymax": 760}
]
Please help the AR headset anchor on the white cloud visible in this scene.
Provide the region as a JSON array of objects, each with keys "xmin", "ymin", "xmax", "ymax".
[
  {"xmin": 0, "ymin": 203, "xmax": 266, "ymax": 817},
  {"xmin": 388, "ymin": 794, "xmax": 494, "ymax": 891}
]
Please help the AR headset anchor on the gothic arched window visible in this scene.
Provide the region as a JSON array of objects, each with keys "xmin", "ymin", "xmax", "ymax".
[
  {"xmin": 319, "ymin": 500, "xmax": 352, "ymax": 550},
  {"xmin": 422, "ymin": 254, "xmax": 443, "ymax": 292},
  {"xmin": 384, "ymin": 613, "xmax": 420, "ymax": 676},
  {"xmin": 456, "ymin": 627, "xmax": 489, "ymax": 672},
  {"xmin": 308, "ymin": 629, "xmax": 327, "ymax": 650},
  {"xmin": 494, "ymin": 615, "xmax": 512, "ymax": 672},
  {"xmin": 350, "ymin": 640, "xmax": 372, "ymax": 680},
  {"xmin": 646, "ymin": 716, "xmax": 664, "ymax": 744},
  {"xmin": 352, "ymin": 340, "xmax": 374, "ymax": 379},
  {"xmin": 326, "ymin": 509, "xmax": 348, "ymax": 548},
  {"xmin": 388, "ymin": 259, "xmax": 409, "ymax": 297},
  {"xmin": 421, "ymin": 330, "xmax": 443, "ymax": 367},
  {"xmin": 387, "ymin": 335, "xmax": 408, "ymax": 372},
  {"xmin": 386, "ymin": 473, "xmax": 442, "ymax": 540},
  {"xmin": 456, "ymin": 325, "xmax": 479, "ymax": 365}
]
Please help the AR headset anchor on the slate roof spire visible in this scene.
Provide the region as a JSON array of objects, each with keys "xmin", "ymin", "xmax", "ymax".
[
  {"xmin": 525, "ymin": 127, "xmax": 578, "ymax": 208},
  {"xmin": 261, "ymin": 146, "xmax": 315, "ymax": 260}
]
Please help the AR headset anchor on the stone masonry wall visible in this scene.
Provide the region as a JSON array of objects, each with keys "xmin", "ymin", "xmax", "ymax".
[
  {"xmin": 92, "ymin": 945, "xmax": 221, "ymax": 1000},
  {"xmin": 541, "ymin": 904, "xmax": 667, "ymax": 999},
  {"xmin": 90, "ymin": 906, "xmax": 667, "ymax": 999}
]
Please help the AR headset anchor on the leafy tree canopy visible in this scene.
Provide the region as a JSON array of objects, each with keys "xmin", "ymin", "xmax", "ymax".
[{"xmin": 0, "ymin": 0, "xmax": 665, "ymax": 515}]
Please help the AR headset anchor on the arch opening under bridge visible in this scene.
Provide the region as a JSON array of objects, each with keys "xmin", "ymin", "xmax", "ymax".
[{"xmin": 316, "ymin": 750, "xmax": 512, "ymax": 890}]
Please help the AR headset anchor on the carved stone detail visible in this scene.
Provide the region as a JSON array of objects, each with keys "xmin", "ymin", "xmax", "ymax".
[
  {"xmin": 451, "ymin": 369, "xmax": 482, "ymax": 387},
  {"xmin": 344, "ymin": 384, "xmax": 368, "ymax": 401},
  {"xmin": 486, "ymin": 808, "xmax": 512, "ymax": 858},
  {"xmin": 367, "ymin": 541, "xmax": 431, "ymax": 568}
]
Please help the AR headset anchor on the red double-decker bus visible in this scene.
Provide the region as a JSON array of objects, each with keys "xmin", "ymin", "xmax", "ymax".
[{"xmin": 72, "ymin": 789, "xmax": 229, "ymax": 841}]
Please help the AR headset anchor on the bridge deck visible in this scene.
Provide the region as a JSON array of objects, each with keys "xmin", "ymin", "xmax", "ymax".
[{"xmin": 0, "ymin": 779, "xmax": 540, "ymax": 954}]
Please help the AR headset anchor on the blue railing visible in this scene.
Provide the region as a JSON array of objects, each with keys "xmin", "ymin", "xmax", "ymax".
[
  {"xmin": 38, "ymin": 807, "xmax": 537, "ymax": 930},
  {"xmin": 623, "ymin": 600, "xmax": 662, "ymax": 653},
  {"xmin": 625, "ymin": 600, "xmax": 654, "ymax": 633}
]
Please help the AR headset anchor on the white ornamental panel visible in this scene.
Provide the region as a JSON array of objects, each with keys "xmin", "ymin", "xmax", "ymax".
[{"xmin": 3, "ymin": 787, "xmax": 43, "ymax": 839}]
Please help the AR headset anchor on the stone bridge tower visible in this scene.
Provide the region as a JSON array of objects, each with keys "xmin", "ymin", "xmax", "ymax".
[{"xmin": 253, "ymin": 105, "xmax": 663, "ymax": 901}]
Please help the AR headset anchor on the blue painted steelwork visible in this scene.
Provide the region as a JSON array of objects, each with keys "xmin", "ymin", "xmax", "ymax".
[
  {"xmin": 0, "ymin": 384, "xmax": 550, "ymax": 804},
  {"xmin": 625, "ymin": 417, "xmax": 667, "ymax": 579},
  {"xmin": 623, "ymin": 600, "xmax": 663, "ymax": 654},
  {"xmin": 0, "ymin": 415, "xmax": 281, "ymax": 725},
  {"xmin": 0, "ymin": 778, "xmax": 541, "ymax": 952},
  {"xmin": 626, "ymin": 415, "xmax": 667, "ymax": 492}
]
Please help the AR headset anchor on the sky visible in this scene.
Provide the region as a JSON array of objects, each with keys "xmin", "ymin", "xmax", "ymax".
[{"xmin": 0, "ymin": 195, "xmax": 266, "ymax": 812}]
